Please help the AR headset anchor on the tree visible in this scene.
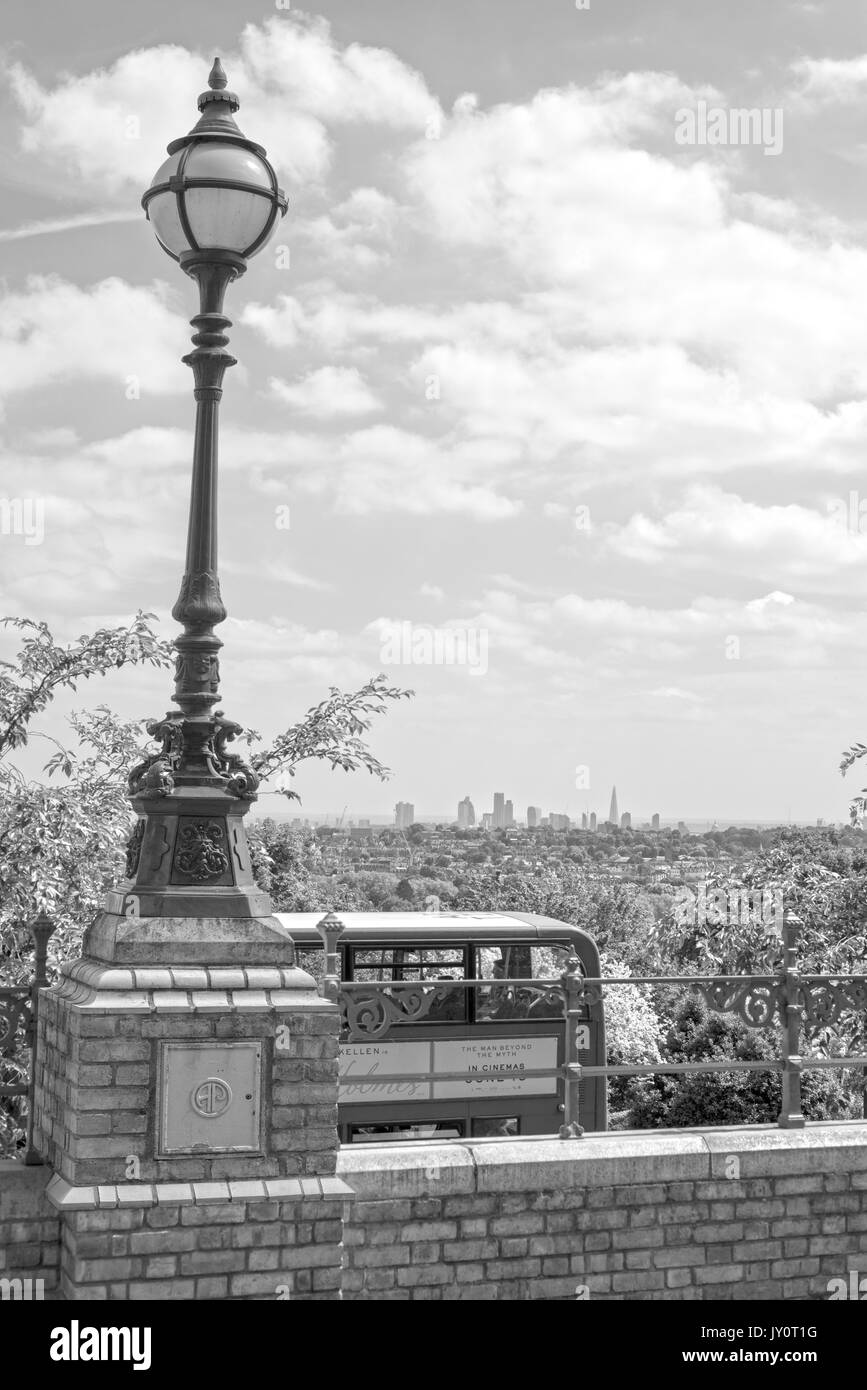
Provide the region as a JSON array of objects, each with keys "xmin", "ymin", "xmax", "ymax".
[
  {"xmin": 654, "ymin": 829, "xmax": 867, "ymax": 978},
  {"xmin": 841, "ymin": 739, "xmax": 867, "ymax": 822},
  {"xmin": 0, "ymin": 612, "xmax": 410, "ymax": 1152},
  {"xmin": 627, "ymin": 994, "xmax": 857, "ymax": 1128},
  {"xmin": 0, "ymin": 615, "xmax": 410, "ymax": 951},
  {"xmin": 599, "ymin": 952, "xmax": 662, "ymax": 1119},
  {"xmin": 0, "ymin": 615, "xmax": 175, "ymax": 978},
  {"xmin": 395, "ymin": 879, "xmax": 415, "ymax": 903}
]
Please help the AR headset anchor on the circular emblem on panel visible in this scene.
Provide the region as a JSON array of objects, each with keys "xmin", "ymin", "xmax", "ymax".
[{"xmin": 191, "ymin": 1077, "xmax": 232, "ymax": 1118}]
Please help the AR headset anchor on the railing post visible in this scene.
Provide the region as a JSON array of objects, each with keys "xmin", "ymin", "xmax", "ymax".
[
  {"xmin": 24, "ymin": 911, "xmax": 55, "ymax": 1166},
  {"xmin": 315, "ymin": 910, "xmax": 346, "ymax": 1004},
  {"xmin": 559, "ymin": 954, "xmax": 585, "ymax": 1139},
  {"xmin": 778, "ymin": 910, "xmax": 806, "ymax": 1130}
]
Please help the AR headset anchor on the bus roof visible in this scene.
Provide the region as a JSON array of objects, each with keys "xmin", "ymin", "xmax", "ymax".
[{"xmin": 275, "ymin": 910, "xmax": 595, "ymax": 950}]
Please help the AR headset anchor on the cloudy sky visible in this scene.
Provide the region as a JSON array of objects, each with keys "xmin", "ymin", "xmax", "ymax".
[{"xmin": 2, "ymin": 0, "xmax": 867, "ymax": 824}]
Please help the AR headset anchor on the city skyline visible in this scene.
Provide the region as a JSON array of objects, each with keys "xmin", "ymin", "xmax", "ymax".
[
  {"xmin": 265, "ymin": 781, "xmax": 835, "ymax": 830},
  {"xmin": 254, "ymin": 805, "xmax": 842, "ymax": 830}
]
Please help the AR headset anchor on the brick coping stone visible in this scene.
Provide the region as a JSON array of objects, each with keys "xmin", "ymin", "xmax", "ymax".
[
  {"xmin": 337, "ymin": 1121, "xmax": 867, "ymax": 1198},
  {"xmin": 45, "ymin": 1174, "xmax": 355, "ymax": 1210}
]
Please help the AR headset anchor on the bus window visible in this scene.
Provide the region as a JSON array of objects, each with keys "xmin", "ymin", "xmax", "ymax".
[
  {"xmin": 477, "ymin": 944, "xmax": 573, "ymax": 979},
  {"xmin": 349, "ymin": 945, "xmax": 465, "ymax": 981},
  {"xmin": 348, "ymin": 1120, "xmax": 464, "ymax": 1143},
  {"xmin": 348, "ymin": 946, "xmax": 468, "ymax": 1023},
  {"xmin": 471, "ymin": 1117, "xmax": 519, "ymax": 1138},
  {"xmin": 474, "ymin": 944, "xmax": 568, "ymax": 1022}
]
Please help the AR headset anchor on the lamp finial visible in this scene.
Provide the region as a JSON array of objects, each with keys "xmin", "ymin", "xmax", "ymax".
[{"xmin": 209, "ymin": 58, "xmax": 228, "ymax": 91}]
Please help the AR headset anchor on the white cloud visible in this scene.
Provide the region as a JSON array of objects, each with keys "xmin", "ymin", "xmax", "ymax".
[
  {"xmin": 646, "ymin": 687, "xmax": 704, "ymax": 701},
  {"xmin": 0, "ymin": 210, "xmax": 140, "ymax": 243},
  {"xmin": 237, "ymin": 15, "xmax": 439, "ymax": 129},
  {"xmin": 324, "ymin": 426, "xmax": 522, "ymax": 520},
  {"xmin": 602, "ymin": 486, "xmax": 867, "ymax": 590},
  {"xmin": 242, "ymin": 287, "xmax": 542, "ymax": 353},
  {"xmin": 5, "ymin": 15, "xmax": 441, "ymax": 199},
  {"xmin": 292, "ymin": 188, "xmax": 401, "ymax": 271},
  {"xmin": 403, "ymin": 77, "xmax": 867, "ymax": 407},
  {"xmin": 0, "ymin": 277, "xmax": 187, "ymax": 408},
  {"xmin": 268, "ymin": 365, "xmax": 382, "ymax": 417},
  {"xmin": 790, "ymin": 55, "xmax": 867, "ymax": 105},
  {"xmin": 20, "ymin": 426, "xmax": 80, "ymax": 448},
  {"xmin": 222, "ymin": 558, "xmax": 332, "ymax": 592},
  {"xmin": 455, "ymin": 585, "xmax": 849, "ymax": 685}
]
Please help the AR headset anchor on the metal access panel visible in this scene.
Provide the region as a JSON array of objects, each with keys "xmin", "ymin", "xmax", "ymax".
[{"xmin": 158, "ymin": 1040, "xmax": 263, "ymax": 1156}]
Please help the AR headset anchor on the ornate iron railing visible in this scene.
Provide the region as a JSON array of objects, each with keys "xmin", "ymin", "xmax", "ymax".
[
  {"xmin": 0, "ymin": 913, "xmax": 55, "ymax": 1164},
  {"xmin": 329, "ymin": 913, "xmax": 867, "ymax": 1138}
]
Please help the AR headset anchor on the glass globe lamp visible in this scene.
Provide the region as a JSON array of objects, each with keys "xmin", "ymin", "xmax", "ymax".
[{"xmin": 142, "ymin": 58, "xmax": 287, "ymax": 265}]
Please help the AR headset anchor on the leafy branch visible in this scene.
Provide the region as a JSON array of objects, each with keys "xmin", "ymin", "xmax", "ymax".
[
  {"xmin": 839, "ymin": 742, "xmax": 867, "ymax": 822},
  {"xmin": 249, "ymin": 676, "xmax": 413, "ymax": 799},
  {"xmin": 0, "ymin": 613, "xmax": 174, "ymax": 762}
]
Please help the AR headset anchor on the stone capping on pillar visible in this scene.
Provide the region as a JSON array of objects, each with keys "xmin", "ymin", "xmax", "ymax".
[
  {"xmin": 46, "ymin": 1173, "xmax": 354, "ymax": 1211},
  {"xmin": 52, "ymin": 958, "xmax": 325, "ymax": 1012}
]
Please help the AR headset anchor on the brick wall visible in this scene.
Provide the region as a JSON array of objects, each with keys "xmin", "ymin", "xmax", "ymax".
[
  {"xmin": 337, "ymin": 1123, "xmax": 867, "ymax": 1301},
  {"xmin": 51, "ymin": 1183, "xmax": 346, "ymax": 1301},
  {"xmin": 0, "ymin": 1162, "xmax": 59, "ymax": 1293},
  {"xmin": 5, "ymin": 1123, "xmax": 867, "ymax": 1299}
]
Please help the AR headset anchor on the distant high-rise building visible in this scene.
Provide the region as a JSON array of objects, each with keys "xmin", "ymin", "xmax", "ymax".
[
  {"xmin": 590, "ymin": 812, "xmax": 597, "ymax": 831},
  {"xmin": 581, "ymin": 811, "xmax": 588, "ymax": 830},
  {"xmin": 481, "ymin": 812, "xmax": 493, "ymax": 830},
  {"xmin": 550, "ymin": 813, "xmax": 570, "ymax": 831},
  {"xmin": 493, "ymin": 792, "xmax": 506, "ymax": 829},
  {"xmin": 677, "ymin": 820, "xmax": 687, "ymax": 833},
  {"xmin": 505, "ymin": 799, "xmax": 514, "ymax": 828},
  {"xmin": 394, "ymin": 801, "xmax": 415, "ymax": 830},
  {"xmin": 608, "ymin": 786, "xmax": 619, "ymax": 826},
  {"xmin": 651, "ymin": 812, "xmax": 660, "ymax": 831},
  {"xmin": 458, "ymin": 796, "xmax": 476, "ymax": 828},
  {"xmin": 527, "ymin": 806, "xmax": 542, "ymax": 828},
  {"xmin": 620, "ymin": 811, "xmax": 631, "ymax": 829}
]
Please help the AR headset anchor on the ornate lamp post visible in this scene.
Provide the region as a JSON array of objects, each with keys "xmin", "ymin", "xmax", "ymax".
[
  {"xmin": 102, "ymin": 60, "xmax": 288, "ymax": 933},
  {"xmin": 34, "ymin": 68, "xmax": 348, "ymax": 1300}
]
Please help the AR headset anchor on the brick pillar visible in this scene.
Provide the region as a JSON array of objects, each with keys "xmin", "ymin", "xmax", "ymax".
[{"xmin": 32, "ymin": 914, "xmax": 351, "ymax": 1300}]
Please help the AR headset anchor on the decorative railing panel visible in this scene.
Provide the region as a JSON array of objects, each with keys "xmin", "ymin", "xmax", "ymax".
[
  {"xmin": 322, "ymin": 913, "xmax": 867, "ymax": 1138},
  {"xmin": 0, "ymin": 914, "xmax": 56, "ymax": 1164}
]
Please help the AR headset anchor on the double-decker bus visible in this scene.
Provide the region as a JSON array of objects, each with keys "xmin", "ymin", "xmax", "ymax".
[{"xmin": 277, "ymin": 911, "xmax": 607, "ymax": 1144}]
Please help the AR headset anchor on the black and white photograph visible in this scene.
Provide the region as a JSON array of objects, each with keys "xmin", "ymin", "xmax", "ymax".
[{"xmin": 1, "ymin": 0, "xmax": 866, "ymax": 1349}]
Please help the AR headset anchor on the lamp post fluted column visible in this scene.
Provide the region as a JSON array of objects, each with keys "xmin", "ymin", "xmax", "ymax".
[{"xmin": 171, "ymin": 250, "xmax": 241, "ymax": 724}]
